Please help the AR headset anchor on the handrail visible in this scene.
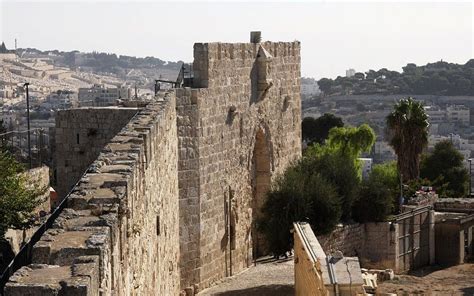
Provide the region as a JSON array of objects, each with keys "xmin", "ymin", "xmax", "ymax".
[
  {"xmin": 0, "ymin": 101, "xmax": 147, "ymax": 294},
  {"xmin": 394, "ymin": 205, "xmax": 432, "ymax": 221},
  {"xmin": 0, "ymin": 165, "xmax": 90, "ymax": 295}
]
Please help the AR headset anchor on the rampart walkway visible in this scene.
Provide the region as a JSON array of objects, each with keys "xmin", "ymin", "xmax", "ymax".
[{"xmin": 198, "ymin": 257, "xmax": 294, "ymax": 296}]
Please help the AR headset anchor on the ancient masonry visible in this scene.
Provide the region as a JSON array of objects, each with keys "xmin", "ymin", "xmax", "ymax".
[
  {"xmin": 4, "ymin": 36, "xmax": 302, "ymax": 295},
  {"xmin": 5, "ymin": 93, "xmax": 180, "ymax": 295},
  {"xmin": 54, "ymin": 107, "xmax": 139, "ymax": 198},
  {"xmin": 177, "ymin": 41, "xmax": 302, "ymax": 292}
]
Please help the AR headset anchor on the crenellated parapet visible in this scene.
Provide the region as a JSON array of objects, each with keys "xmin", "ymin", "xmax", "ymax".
[
  {"xmin": 4, "ymin": 91, "xmax": 180, "ymax": 296},
  {"xmin": 177, "ymin": 36, "xmax": 302, "ymax": 293}
]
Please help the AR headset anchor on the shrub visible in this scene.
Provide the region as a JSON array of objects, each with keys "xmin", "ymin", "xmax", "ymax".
[
  {"xmin": 353, "ymin": 162, "xmax": 398, "ymax": 222},
  {"xmin": 258, "ymin": 160, "xmax": 341, "ymax": 255}
]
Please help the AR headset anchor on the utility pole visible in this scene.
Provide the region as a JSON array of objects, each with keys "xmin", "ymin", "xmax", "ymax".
[
  {"xmin": 24, "ymin": 82, "xmax": 32, "ymax": 169},
  {"xmin": 154, "ymin": 80, "xmax": 160, "ymax": 96}
]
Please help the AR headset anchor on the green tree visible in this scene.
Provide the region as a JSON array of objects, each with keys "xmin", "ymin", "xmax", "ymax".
[
  {"xmin": 0, "ymin": 119, "xmax": 9, "ymax": 152},
  {"xmin": 317, "ymin": 78, "xmax": 333, "ymax": 95},
  {"xmin": 326, "ymin": 124, "xmax": 376, "ymax": 163},
  {"xmin": 301, "ymin": 114, "xmax": 344, "ymax": 145},
  {"xmin": 259, "ymin": 124, "xmax": 376, "ymax": 255},
  {"xmin": 354, "ymin": 72, "xmax": 365, "ymax": 80},
  {"xmin": 0, "ymin": 150, "xmax": 41, "ymax": 239},
  {"xmin": 353, "ymin": 162, "xmax": 398, "ymax": 222},
  {"xmin": 420, "ymin": 140, "xmax": 469, "ymax": 198},
  {"xmin": 306, "ymin": 124, "xmax": 375, "ymax": 220},
  {"xmin": 258, "ymin": 164, "xmax": 341, "ymax": 255},
  {"xmin": 0, "ymin": 119, "xmax": 5, "ymax": 133},
  {"xmin": 386, "ymin": 98, "xmax": 429, "ymax": 182},
  {"xmin": 454, "ymin": 78, "xmax": 471, "ymax": 95}
]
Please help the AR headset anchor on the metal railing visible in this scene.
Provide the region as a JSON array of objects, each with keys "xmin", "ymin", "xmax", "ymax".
[
  {"xmin": 0, "ymin": 129, "xmax": 50, "ymax": 168},
  {"xmin": 0, "ymin": 168, "xmax": 89, "ymax": 294}
]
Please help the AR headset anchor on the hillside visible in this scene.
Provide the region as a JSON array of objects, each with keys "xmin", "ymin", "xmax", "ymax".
[
  {"xmin": 0, "ymin": 45, "xmax": 183, "ymax": 104},
  {"xmin": 318, "ymin": 59, "xmax": 474, "ymax": 97},
  {"xmin": 16, "ymin": 48, "xmax": 182, "ymax": 78}
]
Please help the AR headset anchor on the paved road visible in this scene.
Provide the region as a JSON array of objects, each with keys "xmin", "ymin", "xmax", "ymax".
[{"xmin": 198, "ymin": 257, "xmax": 294, "ymax": 296}]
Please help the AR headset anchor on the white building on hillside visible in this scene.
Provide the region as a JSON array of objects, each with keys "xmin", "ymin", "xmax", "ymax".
[
  {"xmin": 301, "ymin": 83, "xmax": 320, "ymax": 96},
  {"xmin": 346, "ymin": 68, "xmax": 356, "ymax": 77},
  {"xmin": 359, "ymin": 158, "xmax": 373, "ymax": 180},
  {"xmin": 424, "ymin": 105, "xmax": 445, "ymax": 124},
  {"xmin": 78, "ymin": 84, "xmax": 130, "ymax": 107}
]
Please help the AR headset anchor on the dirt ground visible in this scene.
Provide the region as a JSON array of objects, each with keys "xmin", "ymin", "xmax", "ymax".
[
  {"xmin": 377, "ymin": 263, "xmax": 474, "ymax": 296},
  {"xmin": 197, "ymin": 256, "xmax": 294, "ymax": 296}
]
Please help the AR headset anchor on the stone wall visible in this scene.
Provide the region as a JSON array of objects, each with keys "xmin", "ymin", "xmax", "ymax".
[
  {"xmin": 294, "ymin": 222, "xmax": 364, "ymax": 296},
  {"xmin": 360, "ymin": 223, "xmax": 398, "ymax": 271},
  {"xmin": 317, "ymin": 224, "xmax": 364, "ymax": 257},
  {"xmin": 435, "ymin": 198, "xmax": 474, "ymax": 213},
  {"xmin": 177, "ymin": 40, "xmax": 302, "ymax": 292},
  {"xmin": 317, "ymin": 212, "xmax": 435, "ymax": 274},
  {"xmin": 293, "ymin": 223, "xmax": 328, "ymax": 296},
  {"xmin": 4, "ymin": 166, "xmax": 51, "ymax": 255},
  {"xmin": 5, "ymin": 91, "xmax": 180, "ymax": 295},
  {"xmin": 317, "ymin": 223, "xmax": 397, "ymax": 271},
  {"xmin": 54, "ymin": 107, "xmax": 138, "ymax": 199},
  {"xmin": 317, "ymin": 223, "xmax": 398, "ymax": 271},
  {"xmin": 24, "ymin": 166, "xmax": 51, "ymax": 213}
]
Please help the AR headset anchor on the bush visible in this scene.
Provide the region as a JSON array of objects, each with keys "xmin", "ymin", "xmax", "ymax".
[
  {"xmin": 302, "ymin": 149, "xmax": 360, "ymax": 221},
  {"xmin": 259, "ymin": 124, "xmax": 376, "ymax": 255},
  {"xmin": 420, "ymin": 140, "xmax": 469, "ymax": 198},
  {"xmin": 258, "ymin": 160, "xmax": 341, "ymax": 255},
  {"xmin": 353, "ymin": 162, "xmax": 398, "ymax": 222},
  {"xmin": 0, "ymin": 150, "xmax": 42, "ymax": 239}
]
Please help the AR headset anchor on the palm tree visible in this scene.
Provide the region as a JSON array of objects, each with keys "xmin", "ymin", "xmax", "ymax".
[{"xmin": 386, "ymin": 97, "xmax": 429, "ymax": 182}]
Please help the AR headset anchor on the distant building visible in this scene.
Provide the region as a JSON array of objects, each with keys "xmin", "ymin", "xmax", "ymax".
[
  {"xmin": 428, "ymin": 134, "xmax": 472, "ymax": 159},
  {"xmin": 78, "ymin": 84, "xmax": 130, "ymax": 107},
  {"xmin": 374, "ymin": 141, "xmax": 395, "ymax": 156},
  {"xmin": 301, "ymin": 83, "xmax": 320, "ymax": 96},
  {"xmin": 346, "ymin": 68, "xmax": 356, "ymax": 77},
  {"xmin": 359, "ymin": 157, "xmax": 373, "ymax": 180},
  {"xmin": 424, "ymin": 105, "xmax": 445, "ymax": 124},
  {"xmin": 0, "ymin": 85, "xmax": 15, "ymax": 98},
  {"xmin": 447, "ymin": 105, "xmax": 470, "ymax": 125}
]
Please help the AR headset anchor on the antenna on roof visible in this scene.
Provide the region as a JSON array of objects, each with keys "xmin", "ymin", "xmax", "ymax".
[{"xmin": 15, "ymin": 38, "xmax": 17, "ymax": 51}]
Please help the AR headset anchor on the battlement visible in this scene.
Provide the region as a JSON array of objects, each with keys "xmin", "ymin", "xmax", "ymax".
[
  {"xmin": 3, "ymin": 35, "xmax": 302, "ymax": 296},
  {"xmin": 192, "ymin": 41, "xmax": 300, "ymax": 89},
  {"xmin": 176, "ymin": 37, "xmax": 302, "ymax": 292},
  {"xmin": 4, "ymin": 91, "xmax": 180, "ymax": 295},
  {"xmin": 54, "ymin": 107, "xmax": 139, "ymax": 199}
]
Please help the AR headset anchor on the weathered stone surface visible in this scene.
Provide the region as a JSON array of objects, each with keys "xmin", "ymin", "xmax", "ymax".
[
  {"xmin": 6, "ymin": 91, "xmax": 180, "ymax": 295},
  {"xmin": 177, "ymin": 41, "xmax": 302, "ymax": 291},
  {"xmin": 54, "ymin": 107, "xmax": 138, "ymax": 199},
  {"xmin": 5, "ymin": 38, "xmax": 303, "ymax": 296},
  {"xmin": 4, "ymin": 257, "xmax": 99, "ymax": 296}
]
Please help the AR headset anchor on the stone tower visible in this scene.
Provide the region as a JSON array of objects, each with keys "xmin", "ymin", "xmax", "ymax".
[{"xmin": 176, "ymin": 35, "xmax": 302, "ymax": 292}]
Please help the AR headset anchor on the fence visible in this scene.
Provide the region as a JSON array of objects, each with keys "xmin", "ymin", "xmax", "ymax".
[
  {"xmin": 0, "ymin": 167, "xmax": 88, "ymax": 295},
  {"xmin": 0, "ymin": 128, "xmax": 50, "ymax": 168}
]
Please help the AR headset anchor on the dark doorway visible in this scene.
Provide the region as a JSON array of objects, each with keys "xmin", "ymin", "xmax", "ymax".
[{"xmin": 251, "ymin": 129, "xmax": 271, "ymax": 258}]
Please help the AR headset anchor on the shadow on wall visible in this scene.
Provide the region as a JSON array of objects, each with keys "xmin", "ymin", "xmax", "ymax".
[
  {"xmin": 214, "ymin": 284, "xmax": 293, "ymax": 296},
  {"xmin": 460, "ymin": 287, "xmax": 474, "ymax": 295},
  {"xmin": 0, "ymin": 240, "xmax": 14, "ymax": 275},
  {"xmin": 250, "ymin": 59, "xmax": 258, "ymax": 104}
]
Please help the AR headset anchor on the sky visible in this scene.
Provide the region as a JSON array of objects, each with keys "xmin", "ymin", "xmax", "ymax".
[{"xmin": 1, "ymin": 0, "xmax": 473, "ymax": 79}]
